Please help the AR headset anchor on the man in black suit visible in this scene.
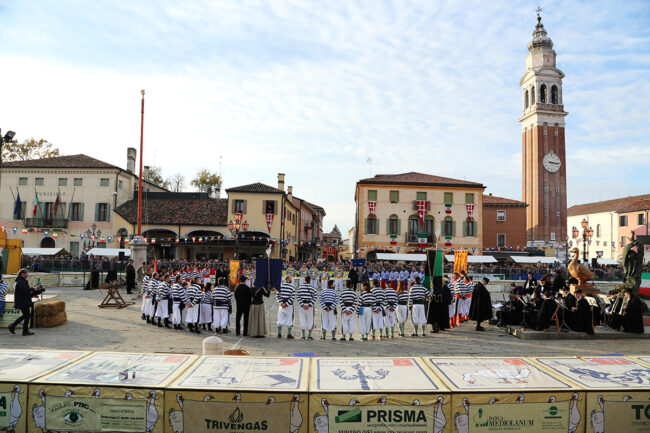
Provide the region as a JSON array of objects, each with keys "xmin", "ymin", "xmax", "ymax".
[
  {"xmin": 348, "ymin": 266, "xmax": 359, "ymax": 290},
  {"xmin": 622, "ymin": 288, "xmax": 645, "ymax": 333},
  {"xmin": 8, "ymin": 269, "xmax": 44, "ymax": 336},
  {"xmin": 125, "ymin": 259, "xmax": 136, "ymax": 294},
  {"xmin": 234, "ymin": 276, "xmax": 252, "ymax": 336},
  {"xmin": 571, "ymin": 288, "xmax": 594, "ymax": 335},
  {"xmin": 523, "ymin": 272, "xmax": 537, "ymax": 294}
]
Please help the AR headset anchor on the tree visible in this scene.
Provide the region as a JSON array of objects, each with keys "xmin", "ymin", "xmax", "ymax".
[
  {"xmin": 144, "ymin": 165, "xmax": 170, "ymax": 189},
  {"xmin": 191, "ymin": 169, "xmax": 221, "ymax": 197},
  {"xmin": 167, "ymin": 173, "xmax": 185, "ymax": 192},
  {"xmin": 331, "ymin": 224, "xmax": 342, "ymax": 238},
  {"xmin": 2, "ymin": 138, "xmax": 60, "ymax": 162}
]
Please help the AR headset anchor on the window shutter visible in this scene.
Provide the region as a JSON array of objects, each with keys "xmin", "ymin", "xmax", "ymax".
[
  {"xmin": 243, "ymin": 200, "xmax": 247, "ymax": 214},
  {"xmin": 463, "ymin": 221, "xmax": 468, "ymax": 237},
  {"xmin": 386, "ymin": 219, "xmax": 390, "ymax": 235},
  {"xmin": 262, "ymin": 200, "xmax": 266, "ymax": 214},
  {"xmin": 396, "ymin": 219, "xmax": 401, "ymax": 235},
  {"xmin": 452, "ymin": 221, "xmax": 456, "ymax": 237},
  {"xmin": 80, "ymin": 203, "xmax": 84, "ymax": 221},
  {"xmin": 364, "ymin": 218, "xmax": 368, "ymax": 234},
  {"xmin": 95, "ymin": 203, "xmax": 99, "ymax": 221},
  {"xmin": 473, "ymin": 222, "xmax": 478, "ymax": 237},
  {"xmin": 375, "ymin": 218, "xmax": 380, "ymax": 234},
  {"xmin": 106, "ymin": 204, "xmax": 110, "ymax": 222},
  {"xmin": 440, "ymin": 221, "xmax": 445, "ymax": 236}
]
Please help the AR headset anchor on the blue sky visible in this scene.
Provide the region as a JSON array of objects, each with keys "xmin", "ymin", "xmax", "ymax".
[{"xmin": 1, "ymin": 0, "xmax": 649, "ymax": 235}]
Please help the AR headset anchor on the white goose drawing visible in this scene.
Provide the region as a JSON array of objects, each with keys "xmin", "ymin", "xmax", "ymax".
[
  {"xmin": 9, "ymin": 385, "xmax": 22, "ymax": 433},
  {"xmin": 146, "ymin": 391, "xmax": 158, "ymax": 433},
  {"xmin": 568, "ymin": 393, "xmax": 581, "ymax": 433},
  {"xmin": 434, "ymin": 396, "xmax": 446, "ymax": 433},
  {"xmin": 313, "ymin": 398, "xmax": 329, "ymax": 433},
  {"xmin": 590, "ymin": 395, "xmax": 604, "ymax": 433},
  {"xmin": 454, "ymin": 397, "xmax": 469, "ymax": 433},
  {"xmin": 168, "ymin": 393, "xmax": 184, "ymax": 433},
  {"xmin": 289, "ymin": 395, "xmax": 302, "ymax": 433},
  {"xmin": 31, "ymin": 390, "xmax": 46, "ymax": 433}
]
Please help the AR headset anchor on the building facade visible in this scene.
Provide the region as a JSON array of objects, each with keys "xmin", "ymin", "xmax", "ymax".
[
  {"xmin": 520, "ymin": 13, "xmax": 568, "ymax": 245},
  {"xmin": 482, "ymin": 194, "xmax": 527, "ymax": 250},
  {"xmin": 292, "ymin": 193, "xmax": 326, "ymax": 262},
  {"xmin": 354, "ymin": 172, "xmax": 485, "ymax": 258}
]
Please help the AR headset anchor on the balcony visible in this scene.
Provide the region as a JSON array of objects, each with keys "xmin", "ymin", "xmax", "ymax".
[
  {"xmin": 24, "ymin": 218, "xmax": 68, "ymax": 228},
  {"xmin": 405, "ymin": 232, "xmax": 434, "ymax": 245}
]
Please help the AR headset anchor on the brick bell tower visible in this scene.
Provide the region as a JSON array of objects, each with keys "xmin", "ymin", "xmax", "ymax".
[{"xmin": 520, "ymin": 9, "xmax": 568, "ymax": 245}]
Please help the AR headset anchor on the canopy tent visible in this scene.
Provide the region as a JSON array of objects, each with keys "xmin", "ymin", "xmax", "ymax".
[
  {"xmin": 86, "ymin": 248, "xmax": 131, "ymax": 257},
  {"xmin": 444, "ymin": 255, "xmax": 498, "ymax": 263},
  {"xmin": 508, "ymin": 256, "xmax": 560, "ymax": 264},
  {"xmin": 597, "ymin": 258, "xmax": 619, "ymax": 266},
  {"xmin": 21, "ymin": 248, "xmax": 68, "ymax": 256},
  {"xmin": 375, "ymin": 253, "xmax": 426, "ymax": 262}
]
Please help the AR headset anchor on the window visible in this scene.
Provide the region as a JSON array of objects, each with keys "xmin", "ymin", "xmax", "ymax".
[
  {"xmin": 550, "ymin": 232, "xmax": 556, "ymax": 241},
  {"xmin": 524, "ymin": 90, "xmax": 529, "ymax": 108},
  {"xmin": 540, "ymin": 84, "xmax": 547, "ymax": 103},
  {"xmin": 74, "ymin": 178, "xmax": 83, "ymax": 186},
  {"xmin": 551, "ymin": 85, "xmax": 558, "ymax": 104},
  {"xmin": 365, "ymin": 217, "xmax": 378, "ymax": 235},
  {"xmin": 389, "ymin": 191, "xmax": 399, "ymax": 203},
  {"xmin": 443, "ymin": 216, "xmax": 455, "ymax": 237},
  {"xmin": 497, "ymin": 234, "xmax": 506, "ymax": 247},
  {"xmin": 638, "ymin": 213, "xmax": 646, "ymax": 225},
  {"xmin": 416, "ymin": 191, "xmax": 427, "ymax": 201},
  {"xmin": 233, "ymin": 199, "xmax": 246, "ymax": 214},
  {"xmin": 95, "ymin": 203, "xmax": 110, "ymax": 222},
  {"xmin": 100, "ymin": 178, "xmax": 110, "ymax": 187},
  {"xmin": 556, "ymin": 211, "xmax": 561, "ymax": 217},
  {"xmin": 387, "ymin": 215, "xmax": 400, "ymax": 235},
  {"xmin": 497, "ymin": 210, "xmax": 506, "ymax": 221},
  {"xmin": 444, "ymin": 192, "xmax": 453, "ymax": 205},
  {"xmin": 367, "ymin": 190, "xmax": 377, "ymax": 201},
  {"xmin": 620, "ymin": 215, "xmax": 628, "ymax": 227},
  {"xmin": 465, "ymin": 193, "xmax": 474, "ymax": 204},
  {"xmin": 43, "ymin": 202, "xmax": 55, "ymax": 220},
  {"xmin": 58, "ymin": 178, "xmax": 67, "ymax": 186},
  {"xmin": 424, "ymin": 216, "xmax": 435, "ymax": 241},
  {"xmin": 596, "ymin": 224, "xmax": 601, "ymax": 237},
  {"xmin": 463, "ymin": 219, "xmax": 477, "ymax": 237},
  {"xmin": 69, "ymin": 203, "xmax": 84, "ymax": 221},
  {"xmin": 408, "ymin": 216, "xmax": 419, "ymax": 242},
  {"xmin": 19, "ymin": 177, "xmax": 27, "ymax": 185},
  {"xmin": 69, "ymin": 241, "xmax": 79, "ymax": 257},
  {"xmin": 118, "ymin": 180, "xmax": 123, "ymax": 189},
  {"xmin": 35, "ymin": 178, "xmax": 44, "ymax": 186},
  {"xmin": 263, "ymin": 200, "xmax": 277, "ymax": 215},
  {"xmin": 531, "ymin": 86, "xmax": 535, "ymax": 105},
  {"xmin": 14, "ymin": 202, "xmax": 26, "ymax": 219}
]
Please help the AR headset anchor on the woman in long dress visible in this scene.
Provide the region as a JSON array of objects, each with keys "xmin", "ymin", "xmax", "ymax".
[{"xmin": 248, "ymin": 281, "xmax": 270, "ymax": 338}]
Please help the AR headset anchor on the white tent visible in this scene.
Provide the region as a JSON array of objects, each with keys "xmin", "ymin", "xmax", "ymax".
[
  {"xmin": 597, "ymin": 258, "xmax": 619, "ymax": 266},
  {"xmin": 375, "ymin": 253, "xmax": 426, "ymax": 262},
  {"xmin": 509, "ymin": 256, "xmax": 560, "ymax": 264},
  {"xmin": 444, "ymin": 255, "xmax": 498, "ymax": 264},
  {"xmin": 22, "ymin": 248, "xmax": 67, "ymax": 256},
  {"xmin": 87, "ymin": 248, "xmax": 131, "ymax": 257}
]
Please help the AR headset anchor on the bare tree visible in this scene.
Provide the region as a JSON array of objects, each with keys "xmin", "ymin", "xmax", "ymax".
[{"xmin": 167, "ymin": 173, "xmax": 185, "ymax": 192}]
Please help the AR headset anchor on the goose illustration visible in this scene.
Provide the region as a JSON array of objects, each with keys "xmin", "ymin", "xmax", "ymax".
[
  {"xmin": 266, "ymin": 396, "xmax": 275, "ymax": 405},
  {"xmin": 168, "ymin": 393, "xmax": 183, "ymax": 433},
  {"xmin": 289, "ymin": 395, "xmax": 302, "ymax": 433},
  {"xmin": 313, "ymin": 398, "xmax": 329, "ymax": 433},
  {"xmin": 9, "ymin": 385, "xmax": 22, "ymax": 433},
  {"xmin": 548, "ymin": 396, "xmax": 556, "ymax": 403},
  {"xmin": 488, "ymin": 396, "xmax": 499, "ymax": 404},
  {"xmin": 590, "ymin": 395, "xmax": 604, "ymax": 433},
  {"xmin": 125, "ymin": 393, "xmax": 133, "ymax": 400},
  {"xmin": 434, "ymin": 396, "xmax": 446, "ymax": 433},
  {"xmin": 454, "ymin": 398, "xmax": 469, "ymax": 433},
  {"xmin": 233, "ymin": 392, "xmax": 242, "ymax": 403},
  {"xmin": 622, "ymin": 394, "xmax": 632, "ymax": 402},
  {"xmin": 203, "ymin": 394, "xmax": 214, "ymax": 402},
  {"xmin": 91, "ymin": 388, "xmax": 100, "ymax": 398},
  {"xmin": 348, "ymin": 398, "xmax": 359, "ymax": 406},
  {"xmin": 146, "ymin": 391, "xmax": 159, "ymax": 433},
  {"xmin": 568, "ymin": 393, "xmax": 581, "ymax": 433},
  {"xmin": 515, "ymin": 394, "xmax": 525, "ymax": 403},
  {"xmin": 378, "ymin": 396, "xmax": 386, "ymax": 405},
  {"xmin": 412, "ymin": 399, "xmax": 420, "ymax": 406},
  {"xmin": 31, "ymin": 390, "xmax": 46, "ymax": 433}
]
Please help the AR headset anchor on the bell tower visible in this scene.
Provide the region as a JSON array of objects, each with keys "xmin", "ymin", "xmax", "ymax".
[{"xmin": 520, "ymin": 9, "xmax": 568, "ymax": 245}]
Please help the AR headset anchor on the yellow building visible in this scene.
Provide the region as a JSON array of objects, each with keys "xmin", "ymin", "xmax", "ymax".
[{"xmin": 354, "ymin": 172, "xmax": 485, "ymax": 258}]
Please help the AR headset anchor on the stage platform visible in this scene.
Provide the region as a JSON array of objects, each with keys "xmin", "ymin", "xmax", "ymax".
[{"xmin": 509, "ymin": 325, "xmax": 650, "ymax": 340}]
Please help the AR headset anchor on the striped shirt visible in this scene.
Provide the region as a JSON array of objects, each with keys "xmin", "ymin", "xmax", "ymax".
[
  {"xmin": 371, "ymin": 286, "xmax": 384, "ymax": 309},
  {"xmin": 397, "ymin": 291, "xmax": 409, "ymax": 305},
  {"xmin": 202, "ymin": 290, "xmax": 212, "ymax": 304},
  {"xmin": 297, "ymin": 284, "xmax": 317, "ymax": 307},
  {"xmin": 276, "ymin": 283, "xmax": 295, "ymax": 306},
  {"xmin": 408, "ymin": 284, "xmax": 431, "ymax": 306},
  {"xmin": 140, "ymin": 275, "xmax": 151, "ymax": 295},
  {"xmin": 359, "ymin": 291, "xmax": 375, "ymax": 308},
  {"xmin": 157, "ymin": 281, "xmax": 170, "ymax": 300},
  {"xmin": 383, "ymin": 288, "xmax": 398, "ymax": 308},
  {"xmin": 0, "ymin": 280, "xmax": 7, "ymax": 302},
  {"xmin": 335, "ymin": 270, "xmax": 343, "ymax": 278},
  {"xmin": 319, "ymin": 288, "xmax": 338, "ymax": 310},
  {"xmin": 211, "ymin": 285, "xmax": 232, "ymax": 309},
  {"xmin": 286, "ymin": 268, "xmax": 295, "ymax": 277},
  {"xmin": 171, "ymin": 283, "xmax": 187, "ymax": 302},
  {"xmin": 339, "ymin": 289, "xmax": 358, "ymax": 313},
  {"xmin": 462, "ymin": 281, "xmax": 475, "ymax": 296},
  {"xmin": 148, "ymin": 279, "xmax": 159, "ymax": 298},
  {"xmin": 188, "ymin": 283, "xmax": 203, "ymax": 305}
]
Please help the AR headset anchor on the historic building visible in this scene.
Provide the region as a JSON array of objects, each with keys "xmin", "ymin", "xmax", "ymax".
[
  {"xmin": 291, "ymin": 193, "xmax": 326, "ymax": 262},
  {"xmin": 520, "ymin": 12, "xmax": 568, "ymax": 245},
  {"xmin": 481, "ymin": 194, "xmax": 527, "ymax": 251}
]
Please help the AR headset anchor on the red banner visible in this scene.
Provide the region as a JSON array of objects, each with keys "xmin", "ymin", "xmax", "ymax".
[
  {"xmin": 466, "ymin": 204, "xmax": 474, "ymax": 222},
  {"xmin": 416, "ymin": 200, "xmax": 427, "ymax": 228},
  {"xmin": 368, "ymin": 201, "xmax": 377, "ymax": 218},
  {"xmin": 266, "ymin": 213, "xmax": 274, "ymax": 232}
]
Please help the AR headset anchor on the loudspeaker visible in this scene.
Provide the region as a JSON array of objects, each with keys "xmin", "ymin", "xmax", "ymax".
[
  {"xmin": 591, "ymin": 258, "xmax": 598, "ymax": 268},
  {"xmin": 118, "ymin": 252, "xmax": 125, "ymax": 261}
]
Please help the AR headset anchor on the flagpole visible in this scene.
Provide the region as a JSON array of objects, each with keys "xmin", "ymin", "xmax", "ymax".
[
  {"xmin": 68, "ymin": 187, "xmax": 76, "ymax": 220},
  {"xmin": 137, "ymin": 90, "xmax": 145, "ymax": 236}
]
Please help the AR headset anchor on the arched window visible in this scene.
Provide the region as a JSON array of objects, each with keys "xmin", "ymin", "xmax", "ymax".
[
  {"xmin": 387, "ymin": 214, "xmax": 400, "ymax": 236},
  {"xmin": 596, "ymin": 224, "xmax": 601, "ymax": 238},
  {"xmin": 540, "ymin": 84, "xmax": 547, "ymax": 103},
  {"xmin": 531, "ymin": 86, "xmax": 535, "ymax": 105},
  {"xmin": 551, "ymin": 85, "xmax": 558, "ymax": 104},
  {"xmin": 442, "ymin": 216, "xmax": 455, "ymax": 237},
  {"xmin": 408, "ymin": 215, "xmax": 419, "ymax": 243},
  {"xmin": 463, "ymin": 218, "xmax": 477, "ymax": 237},
  {"xmin": 424, "ymin": 216, "xmax": 435, "ymax": 241},
  {"xmin": 525, "ymin": 90, "xmax": 529, "ymax": 108}
]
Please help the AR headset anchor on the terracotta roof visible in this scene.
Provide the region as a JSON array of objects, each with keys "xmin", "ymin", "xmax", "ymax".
[
  {"xmin": 483, "ymin": 194, "xmax": 527, "ymax": 206},
  {"xmin": 114, "ymin": 198, "xmax": 227, "ymax": 226},
  {"xmin": 616, "ymin": 198, "xmax": 650, "ymax": 213},
  {"xmin": 358, "ymin": 172, "xmax": 484, "ymax": 188},
  {"xmin": 568, "ymin": 194, "xmax": 650, "ymax": 216},
  {"xmin": 225, "ymin": 182, "xmax": 284, "ymax": 194},
  {"xmin": 2, "ymin": 154, "xmax": 119, "ymax": 169}
]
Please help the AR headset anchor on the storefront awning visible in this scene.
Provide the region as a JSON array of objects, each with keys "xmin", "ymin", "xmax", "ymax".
[
  {"xmin": 375, "ymin": 253, "xmax": 426, "ymax": 262},
  {"xmin": 508, "ymin": 256, "xmax": 560, "ymax": 264},
  {"xmin": 444, "ymin": 255, "xmax": 497, "ymax": 263},
  {"xmin": 22, "ymin": 248, "xmax": 68, "ymax": 256}
]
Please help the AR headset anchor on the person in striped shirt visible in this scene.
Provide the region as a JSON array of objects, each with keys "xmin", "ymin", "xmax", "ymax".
[
  {"xmin": 358, "ymin": 282, "xmax": 375, "ymax": 341},
  {"xmin": 277, "ymin": 276, "xmax": 295, "ymax": 339},
  {"xmin": 396, "ymin": 280, "xmax": 409, "ymax": 337},
  {"xmin": 383, "ymin": 280, "xmax": 398, "ymax": 338},
  {"xmin": 140, "ymin": 269, "xmax": 153, "ymax": 321},
  {"xmin": 171, "ymin": 277, "xmax": 187, "ymax": 330},
  {"xmin": 186, "ymin": 276, "xmax": 203, "ymax": 334},
  {"xmin": 334, "ymin": 267, "xmax": 344, "ymax": 291},
  {"xmin": 460, "ymin": 274, "xmax": 475, "ymax": 322},
  {"xmin": 409, "ymin": 276, "xmax": 431, "ymax": 336},
  {"xmin": 339, "ymin": 280, "xmax": 358, "ymax": 341},
  {"xmin": 212, "ymin": 279, "xmax": 232, "ymax": 334},
  {"xmin": 370, "ymin": 279, "xmax": 384, "ymax": 340},
  {"xmin": 0, "ymin": 277, "xmax": 8, "ymax": 317},
  {"xmin": 448, "ymin": 273, "xmax": 461, "ymax": 327},
  {"xmin": 155, "ymin": 274, "xmax": 172, "ymax": 328},
  {"xmin": 145, "ymin": 273, "xmax": 159, "ymax": 325},
  {"xmin": 297, "ymin": 276, "xmax": 318, "ymax": 340},
  {"xmin": 319, "ymin": 279, "xmax": 338, "ymax": 340},
  {"xmin": 200, "ymin": 283, "xmax": 214, "ymax": 331}
]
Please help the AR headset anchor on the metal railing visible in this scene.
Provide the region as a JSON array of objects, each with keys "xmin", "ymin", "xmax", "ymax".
[{"xmin": 24, "ymin": 217, "xmax": 68, "ymax": 228}]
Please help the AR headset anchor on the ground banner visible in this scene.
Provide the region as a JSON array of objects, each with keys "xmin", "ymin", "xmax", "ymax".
[
  {"xmin": 309, "ymin": 357, "xmax": 451, "ymax": 433},
  {"xmin": 165, "ymin": 356, "xmax": 309, "ymax": 433},
  {"xmin": 423, "ymin": 357, "xmax": 582, "ymax": 433},
  {"xmin": 532, "ymin": 356, "xmax": 650, "ymax": 433}
]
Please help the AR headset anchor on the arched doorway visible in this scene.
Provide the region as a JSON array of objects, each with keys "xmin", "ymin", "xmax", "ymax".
[
  {"xmin": 41, "ymin": 237, "xmax": 55, "ymax": 248},
  {"xmin": 143, "ymin": 229, "xmax": 178, "ymax": 259},
  {"xmin": 117, "ymin": 228, "xmax": 128, "ymax": 249}
]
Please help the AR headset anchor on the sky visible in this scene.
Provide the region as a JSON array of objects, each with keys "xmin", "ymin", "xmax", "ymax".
[{"xmin": 1, "ymin": 0, "xmax": 649, "ymax": 235}]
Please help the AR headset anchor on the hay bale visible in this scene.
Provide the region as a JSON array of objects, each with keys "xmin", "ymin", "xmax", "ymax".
[
  {"xmin": 36, "ymin": 311, "xmax": 67, "ymax": 328},
  {"xmin": 34, "ymin": 300, "xmax": 65, "ymax": 316}
]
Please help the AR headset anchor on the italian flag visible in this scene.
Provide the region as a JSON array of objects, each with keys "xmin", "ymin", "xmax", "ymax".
[
  {"xmin": 33, "ymin": 192, "xmax": 40, "ymax": 216},
  {"xmin": 641, "ymin": 272, "xmax": 650, "ymax": 297}
]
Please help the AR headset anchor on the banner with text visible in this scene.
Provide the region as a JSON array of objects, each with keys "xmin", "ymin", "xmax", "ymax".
[
  {"xmin": 328, "ymin": 404, "xmax": 436, "ymax": 433},
  {"xmin": 46, "ymin": 396, "xmax": 146, "ymax": 432},
  {"xmin": 183, "ymin": 400, "xmax": 290, "ymax": 433}
]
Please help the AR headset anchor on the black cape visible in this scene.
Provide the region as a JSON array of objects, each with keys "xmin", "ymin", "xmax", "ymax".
[
  {"xmin": 622, "ymin": 295, "xmax": 645, "ymax": 333},
  {"xmin": 537, "ymin": 299, "xmax": 557, "ymax": 331},
  {"xmin": 469, "ymin": 282, "xmax": 492, "ymax": 322},
  {"xmin": 572, "ymin": 297, "xmax": 594, "ymax": 334},
  {"xmin": 427, "ymin": 281, "xmax": 451, "ymax": 330}
]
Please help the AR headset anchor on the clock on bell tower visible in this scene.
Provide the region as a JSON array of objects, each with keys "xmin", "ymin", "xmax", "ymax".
[{"xmin": 519, "ymin": 10, "xmax": 568, "ymax": 245}]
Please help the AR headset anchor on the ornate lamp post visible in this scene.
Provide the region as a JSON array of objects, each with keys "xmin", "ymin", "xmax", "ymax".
[
  {"xmin": 227, "ymin": 212, "xmax": 249, "ymax": 259},
  {"xmin": 86, "ymin": 223, "xmax": 101, "ymax": 249},
  {"xmin": 572, "ymin": 218, "xmax": 593, "ymax": 262}
]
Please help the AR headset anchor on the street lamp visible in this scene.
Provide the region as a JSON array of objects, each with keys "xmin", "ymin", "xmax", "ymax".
[
  {"xmin": 85, "ymin": 223, "xmax": 101, "ymax": 249},
  {"xmin": 227, "ymin": 212, "xmax": 249, "ymax": 259},
  {"xmin": 572, "ymin": 218, "xmax": 593, "ymax": 262},
  {"xmin": 0, "ymin": 129, "xmax": 16, "ymax": 189}
]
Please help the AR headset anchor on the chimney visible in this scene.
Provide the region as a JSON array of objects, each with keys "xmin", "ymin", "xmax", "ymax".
[
  {"xmin": 287, "ymin": 186, "xmax": 293, "ymax": 201},
  {"xmin": 277, "ymin": 173, "xmax": 285, "ymax": 191},
  {"xmin": 127, "ymin": 147, "xmax": 136, "ymax": 173},
  {"xmin": 143, "ymin": 165, "xmax": 150, "ymax": 181}
]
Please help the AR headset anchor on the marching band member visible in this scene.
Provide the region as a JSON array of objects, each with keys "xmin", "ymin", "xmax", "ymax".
[
  {"xmin": 155, "ymin": 274, "xmax": 172, "ymax": 328},
  {"xmin": 297, "ymin": 276, "xmax": 318, "ymax": 340},
  {"xmin": 339, "ymin": 280, "xmax": 358, "ymax": 341},
  {"xmin": 461, "ymin": 275, "xmax": 475, "ymax": 322},
  {"xmin": 383, "ymin": 279, "xmax": 398, "ymax": 338},
  {"xmin": 171, "ymin": 276, "xmax": 187, "ymax": 330},
  {"xmin": 358, "ymin": 282, "xmax": 375, "ymax": 341},
  {"xmin": 277, "ymin": 276, "xmax": 295, "ymax": 339},
  {"xmin": 186, "ymin": 276, "xmax": 202, "ymax": 334},
  {"xmin": 334, "ymin": 266, "xmax": 344, "ymax": 291},
  {"xmin": 319, "ymin": 279, "xmax": 338, "ymax": 340},
  {"xmin": 371, "ymin": 279, "xmax": 385, "ymax": 340},
  {"xmin": 409, "ymin": 276, "xmax": 431, "ymax": 337},
  {"xmin": 202, "ymin": 265, "xmax": 211, "ymax": 285},
  {"xmin": 200, "ymin": 283, "xmax": 214, "ymax": 331},
  {"xmin": 212, "ymin": 278, "xmax": 232, "ymax": 334},
  {"xmin": 396, "ymin": 280, "xmax": 409, "ymax": 337},
  {"xmin": 140, "ymin": 268, "xmax": 153, "ymax": 321}
]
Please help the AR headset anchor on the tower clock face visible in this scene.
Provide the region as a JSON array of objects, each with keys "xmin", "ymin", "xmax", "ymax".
[{"xmin": 543, "ymin": 151, "xmax": 561, "ymax": 172}]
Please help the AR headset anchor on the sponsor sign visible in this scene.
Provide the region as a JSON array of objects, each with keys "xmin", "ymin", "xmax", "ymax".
[
  {"xmin": 327, "ymin": 404, "xmax": 435, "ymax": 433},
  {"xmin": 46, "ymin": 395, "xmax": 146, "ymax": 432},
  {"xmin": 0, "ymin": 392, "xmax": 11, "ymax": 428},
  {"xmin": 604, "ymin": 400, "xmax": 650, "ymax": 433},
  {"xmin": 468, "ymin": 402, "xmax": 569, "ymax": 433},
  {"xmin": 0, "ymin": 302, "xmax": 22, "ymax": 328},
  {"xmin": 183, "ymin": 400, "xmax": 289, "ymax": 433}
]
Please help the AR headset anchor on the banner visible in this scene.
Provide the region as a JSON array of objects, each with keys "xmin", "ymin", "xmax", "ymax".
[
  {"xmin": 0, "ymin": 392, "xmax": 11, "ymax": 428},
  {"xmin": 0, "ymin": 302, "xmax": 22, "ymax": 328},
  {"xmin": 466, "ymin": 204, "xmax": 475, "ymax": 222},
  {"xmin": 468, "ymin": 402, "xmax": 569, "ymax": 433},
  {"xmin": 328, "ymin": 404, "xmax": 435, "ymax": 433},
  {"xmin": 254, "ymin": 258, "xmax": 283, "ymax": 290},
  {"xmin": 265, "ymin": 213, "xmax": 274, "ymax": 233},
  {"xmin": 368, "ymin": 201, "xmax": 377, "ymax": 218},
  {"xmin": 416, "ymin": 200, "xmax": 427, "ymax": 228},
  {"xmin": 229, "ymin": 260, "xmax": 240, "ymax": 287},
  {"xmin": 601, "ymin": 397, "xmax": 650, "ymax": 433},
  {"xmin": 46, "ymin": 395, "xmax": 146, "ymax": 432},
  {"xmin": 183, "ymin": 400, "xmax": 290, "ymax": 433},
  {"xmin": 453, "ymin": 250, "xmax": 468, "ymax": 274}
]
